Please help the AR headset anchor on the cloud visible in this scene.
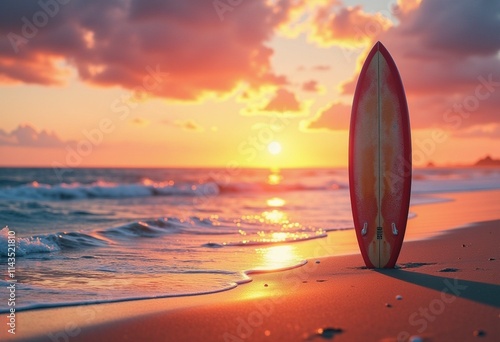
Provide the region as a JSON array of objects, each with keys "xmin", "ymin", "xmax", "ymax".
[
  {"xmin": 0, "ymin": 0, "xmax": 301, "ymax": 100},
  {"xmin": 0, "ymin": 124, "xmax": 67, "ymax": 147},
  {"xmin": 176, "ymin": 120, "xmax": 204, "ymax": 132},
  {"xmin": 262, "ymin": 88, "xmax": 302, "ymax": 112},
  {"xmin": 162, "ymin": 119, "xmax": 204, "ymax": 132},
  {"xmin": 312, "ymin": 65, "xmax": 331, "ymax": 71},
  {"xmin": 376, "ymin": 0, "xmax": 500, "ymax": 129},
  {"xmin": 307, "ymin": 0, "xmax": 500, "ymax": 131},
  {"xmin": 309, "ymin": 1, "xmax": 392, "ymax": 47},
  {"xmin": 302, "ymin": 80, "xmax": 321, "ymax": 92},
  {"xmin": 302, "ymin": 102, "xmax": 350, "ymax": 131},
  {"xmin": 453, "ymin": 124, "xmax": 500, "ymax": 139},
  {"xmin": 297, "ymin": 64, "xmax": 331, "ymax": 72},
  {"xmin": 392, "ymin": 0, "xmax": 500, "ymax": 57},
  {"xmin": 130, "ymin": 117, "xmax": 150, "ymax": 126}
]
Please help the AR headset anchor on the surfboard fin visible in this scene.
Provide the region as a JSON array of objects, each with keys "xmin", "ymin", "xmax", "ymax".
[
  {"xmin": 361, "ymin": 222, "xmax": 368, "ymax": 236},
  {"xmin": 392, "ymin": 223, "xmax": 398, "ymax": 235}
]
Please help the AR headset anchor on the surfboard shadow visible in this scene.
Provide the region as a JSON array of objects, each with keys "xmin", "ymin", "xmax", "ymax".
[{"xmin": 375, "ymin": 269, "xmax": 500, "ymax": 308}]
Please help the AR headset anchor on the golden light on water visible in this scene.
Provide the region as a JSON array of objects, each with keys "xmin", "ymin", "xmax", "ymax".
[
  {"xmin": 237, "ymin": 194, "xmax": 325, "ymax": 247},
  {"xmin": 266, "ymin": 197, "xmax": 286, "ymax": 207},
  {"xmin": 267, "ymin": 173, "xmax": 282, "ymax": 185},
  {"xmin": 262, "ymin": 209, "xmax": 287, "ymax": 223},
  {"xmin": 240, "ymin": 245, "xmax": 303, "ymax": 301},
  {"xmin": 258, "ymin": 245, "xmax": 299, "ymax": 270},
  {"xmin": 270, "ymin": 232, "xmax": 288, "ymax": 241}
]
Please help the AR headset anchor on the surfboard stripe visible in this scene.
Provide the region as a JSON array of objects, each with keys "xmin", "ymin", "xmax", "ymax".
[{"xmin": 377, "ymin": 48, "xmax": 382, "ymax": 267}]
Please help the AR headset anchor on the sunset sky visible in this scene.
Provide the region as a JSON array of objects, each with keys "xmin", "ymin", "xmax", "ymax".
[{"xmin": 0, "ymin": 0, "xmax": 499, "ymax": 168}]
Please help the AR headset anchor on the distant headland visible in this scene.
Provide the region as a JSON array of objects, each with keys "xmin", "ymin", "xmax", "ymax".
[{"xmin": 474, "ymin": 155, "xmax": 500, "ymax": 167}]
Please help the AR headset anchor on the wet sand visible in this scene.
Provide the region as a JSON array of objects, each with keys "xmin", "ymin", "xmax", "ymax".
[{"xmin": 2, "ymin": 190, "xmax": 500, "ymax": 342}]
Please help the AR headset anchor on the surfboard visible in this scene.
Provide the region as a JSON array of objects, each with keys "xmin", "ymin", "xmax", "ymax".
[{"xmin": 349, "ymin": 41, "xmax": 412, "ymax": 269}]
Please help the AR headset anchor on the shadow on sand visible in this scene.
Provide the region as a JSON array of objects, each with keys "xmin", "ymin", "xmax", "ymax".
[{"xmin": 375, "ymin": 269, "xmax": 500, "ymax": 308}]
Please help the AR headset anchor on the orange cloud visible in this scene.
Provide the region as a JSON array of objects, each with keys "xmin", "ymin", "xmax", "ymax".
[
  {"xmin": 374, "ymin": 0, "xmax": 500, "ymax": 129},
  {"xmin": 162, "ymin": 119, "xmax": 204, "ymax": 132},
  {"xmin": 307, "ymin": 0, "xmax": 500, "ymax": 132},
  {"xmin": 394, "ymin": 0, "xmax": 422, "ymax": 16},
  {"xmin": 454, "ymin": 124, "xmax": 500, "ymax": 139},
  {"xmin": 176, "ymin": 120, "xmax": 204, "ymax": 132},
  {"xmin": 312, "ymin": 65, "xmax": 331, "ymax": 71},
  {"xmin": 130, "ymin": 118, "xmax": 150, "ymax": 126},
  {"xmin": 263, "ymin": 88, "xmax": 302, "ymax": 112},
  {"xmin": 302, "ymin": 80, "xmax": 321, "ymax": 92},
  {"xmin": 0, "ymin": 1, "xmax": 297, "ymax": 100},
  {"xmin": 309, "ymin": 1, "xmax": 392, "ymax": 47},
  {"xmin": 302, "ymin": 102, "xmax": 350, "ymax": 131}
]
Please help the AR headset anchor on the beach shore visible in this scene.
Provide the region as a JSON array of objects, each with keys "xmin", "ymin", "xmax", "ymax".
[{"xmin": 3, "ymin": 190, "xmax": 500, "ymax": 342}]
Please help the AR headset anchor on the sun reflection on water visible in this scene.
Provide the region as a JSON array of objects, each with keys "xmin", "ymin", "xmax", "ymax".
[
  {"xmin": 262, "ymin": 209, "xmax": 287, "ymax": 223},
  {"xmin": 235, "ymin": 200, "xmax": 325, "ymax": 245},
  {"xmin": 267, "ymin": 173, "xmax": 282, "ymax": 185},
  {"xmin": 266, "ymin": 197, "xmax": 286, "ymax": 207},
  {"xmin": 270, "ymin": 232, "xmax": 288, "ymax": 241},
  {"xmin": 230, "ymin": 170, "xmax": 326, "ymax": 246},
  {"xmin": 257, "ymin": 244, "xmax": 301, "ymax": 270}
]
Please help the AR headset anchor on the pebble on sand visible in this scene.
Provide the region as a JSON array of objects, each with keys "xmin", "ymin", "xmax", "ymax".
[
  {"xmin": 316, "ymin": 327, "xmax": 343, "ymax": 339},
  {"xmin": 473, "ymin": 329, "xmax": 486, "ymax": 337},
  {"xmin": 396, "ymin": 295, "xmax": 403, "ymax": 300}
]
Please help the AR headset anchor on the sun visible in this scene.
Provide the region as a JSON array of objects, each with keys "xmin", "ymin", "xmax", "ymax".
[{"xmin": 267, "ymin": 141, "xmax": 282, "ymax": 155}]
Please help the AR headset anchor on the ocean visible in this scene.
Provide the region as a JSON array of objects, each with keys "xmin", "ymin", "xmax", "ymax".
[{"xmin": 1, "ymin": 167, "xmax": 499, "ymax": 312}]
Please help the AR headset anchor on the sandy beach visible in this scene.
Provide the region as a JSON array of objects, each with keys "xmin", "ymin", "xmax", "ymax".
[{"xmin": 3, "ymin": 189, "xmax": 500, "ymax": 342}]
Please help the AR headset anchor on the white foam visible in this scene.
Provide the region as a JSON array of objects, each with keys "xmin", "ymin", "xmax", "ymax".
[
  {"xmin": 0, "ymin": 180, "xmax": 221, "ymax": 200},
  {"xmin": 0, "ymin": 227, "xmax": 60, "ymax": 257}
]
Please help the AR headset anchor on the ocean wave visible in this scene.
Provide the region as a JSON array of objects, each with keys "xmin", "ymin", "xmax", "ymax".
[
  {"xmin": 219, "ymin": 181, "xmax": 346, "ymax": 193},
  {"xmin": 0, "ymin": 227, "xmax": 107, "ymax": 257},
  {"xmin": 0, "ymin": 179, "xmax": 345, "ymax": 201},
  {"xmin": 0, "ymin": 212, "xmax": 333, "ymax": 257},
  {"xmin": 0, "ymin": 180, "xmax": 220, "ymax": 200},
  {"xmin": 0, "ymin": 217, "xmax": 199, "ymax": 257},
  {"xmin": 99, "ymin": 219, "xmax": 183, "ymax": 238}
]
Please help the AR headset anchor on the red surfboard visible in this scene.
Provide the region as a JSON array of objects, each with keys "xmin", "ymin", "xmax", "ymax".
[{"xmin": 349, "ymin": 41, "xmax": 412, "ymax": 268}]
